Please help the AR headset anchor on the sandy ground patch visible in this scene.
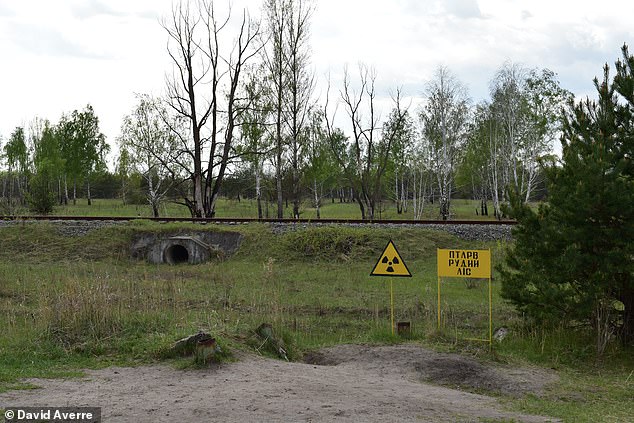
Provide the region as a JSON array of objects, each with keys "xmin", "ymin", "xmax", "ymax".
[{"xmin": 0, "ymin": 344, "xmax": 560, "ymax": 422}]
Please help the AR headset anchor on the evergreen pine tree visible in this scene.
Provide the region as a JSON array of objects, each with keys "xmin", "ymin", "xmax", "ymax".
[{"xmin": 500, "ymin": 45, "xmax": 634, "ymax": 350}]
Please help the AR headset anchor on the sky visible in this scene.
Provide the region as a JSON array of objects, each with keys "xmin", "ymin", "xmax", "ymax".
[{"xmin": 1, "ymin": 0, "xmax": 633, "ymax": 165}]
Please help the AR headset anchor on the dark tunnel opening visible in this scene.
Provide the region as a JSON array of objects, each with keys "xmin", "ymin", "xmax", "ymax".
[{"xmin": 165, "ymin": 244, "xmax": 189, "ymax": 265}]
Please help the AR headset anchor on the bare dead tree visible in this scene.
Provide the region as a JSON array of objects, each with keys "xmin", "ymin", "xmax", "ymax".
[
  {"xmin": 323, "ymin": 72, "xmax": 361, "ymax": 209},
  {"xmin": 207, "ymin": 8, "xmax": 261, "ymax": 216},
  {"xmin": 339, "ymin": 64, "xmax": 371, "ymax": 218},
  {"xmin": 162, "ymin": 0, "xmax": 260, "ymax": 217},
  {"xmin": 338, "ymin": 65, "xmax": 408, "ymax": 220},
  {"xmin": 199, "ymin": 0, "xmax": 230, "ymax": 217},
  {"xmin": 162, "ymin": 1, "xmax": 210, "ymax": 217}
]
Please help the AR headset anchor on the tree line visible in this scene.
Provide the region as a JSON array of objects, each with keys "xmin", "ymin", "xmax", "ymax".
[
  {"xmin": 1, "ymin": 0, "xmax": 571, "ymax": 219},
  {"xmin": 114, "ymin": 0, "xmax": 573, "ymax": 220},
  {"xmin": 0, "ymin": 105, "xmax": 109, "ymax": 214}
]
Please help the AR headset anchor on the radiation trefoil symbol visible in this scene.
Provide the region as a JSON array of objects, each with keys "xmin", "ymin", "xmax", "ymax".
[
  {"xmin": 370, "ymin": 240, "xmax": 412, "ymax": 277},
  {"xmin": 382, "ymin": 255, "xmax": 402, "ymax": 273}
]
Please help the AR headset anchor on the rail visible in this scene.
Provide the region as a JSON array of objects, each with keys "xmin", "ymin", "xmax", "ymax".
[{"xmin": 0, "ymin": 215, "xmax": 517, "ymax": 225}]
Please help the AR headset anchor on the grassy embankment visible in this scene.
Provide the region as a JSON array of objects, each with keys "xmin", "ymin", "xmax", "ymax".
[{"xmin": 0, "ymin": 221, "xmax": 631, "ymax": 422}]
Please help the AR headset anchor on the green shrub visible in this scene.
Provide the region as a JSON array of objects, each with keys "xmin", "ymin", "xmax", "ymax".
[
  {"xmin": 26, "ymin": 170, "xmax": 56, "ymax": 214},
  {"xmin": 281, "ymin": 226, "xmax": 376, "ymax": 261}
]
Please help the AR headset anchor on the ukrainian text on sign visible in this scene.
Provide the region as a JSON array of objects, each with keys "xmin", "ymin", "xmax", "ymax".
[{"xmin": 437, "ymin": 249, "xmax": 491, "ymax": 278}]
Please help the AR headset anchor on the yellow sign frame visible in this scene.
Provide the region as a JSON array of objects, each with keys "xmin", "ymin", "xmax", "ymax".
[
  {"xmin": 437, "ymin": 249, "xmax": 493, "ymax": 346},
  {"xmin": 437, "ymin": 249, "xmax": 491, "ymax": 278}
]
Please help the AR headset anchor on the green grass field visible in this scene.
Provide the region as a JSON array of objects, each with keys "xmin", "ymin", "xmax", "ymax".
[
  {"xmin": 0, "ymin": 222, "xmax": 631, "ymax": 421},
  {"xmin": 44, "ymin": 197, "xmax": 502, "ymax": 220}
]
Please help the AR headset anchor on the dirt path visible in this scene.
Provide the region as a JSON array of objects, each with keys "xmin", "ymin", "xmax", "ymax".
[{"xmin": 0, "ymin": 344, "xmax": 560, "ymax": 422}]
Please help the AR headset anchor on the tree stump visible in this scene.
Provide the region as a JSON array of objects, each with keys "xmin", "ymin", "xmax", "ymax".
[
  {"xmin": 255, "ymin": 323, "xmax": 288, "ymax": 361},
  {"xmin": 172, "ymin": 331, "xmax": 217, "ymax": 360},
  {"xmin": 195, "ymin": 337, "xmax": 218, "ymax": 364}
]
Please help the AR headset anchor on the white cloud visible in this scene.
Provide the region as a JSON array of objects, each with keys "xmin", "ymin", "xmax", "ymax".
[
  {"xmin": 0, "ymin": 2, "xmax": 14, "ymax": 17},
  {"xmin": 444, "ymin": 0, "xmax": 482, "ymax": 19},
  {"xmin": 4, "ymin": 21, "xmax": 110, "ymax": 59},
  {"xmin": 71, "ymin": 0, "xmax": 125, "ymax": 20},
  {"xmin": 0, "ymin": 0, "xmax": 632, "ymax": 160}
]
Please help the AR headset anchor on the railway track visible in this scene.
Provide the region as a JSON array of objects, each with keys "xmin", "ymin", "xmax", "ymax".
[{"xmin": 0, "ymin": 215, "xmax": 516, "ymax": 225}]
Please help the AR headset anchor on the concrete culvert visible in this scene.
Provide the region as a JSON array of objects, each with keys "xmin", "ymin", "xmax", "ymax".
[
  {"xmin": 131, "ymin": 231, "xmax": 243, "ymax": 264},
  {"xmin": 164, "ymin": 244, "xmax": 189, "ymax": 265}
]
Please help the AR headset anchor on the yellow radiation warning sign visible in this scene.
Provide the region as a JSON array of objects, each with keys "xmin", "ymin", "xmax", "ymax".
[
  {"xmin": 370, "ymin": 240, "xmax": 412, "ymax": 277},
  {"xmin": 437, "ymin": 249, "xmax": 491, "ymax": 278}
]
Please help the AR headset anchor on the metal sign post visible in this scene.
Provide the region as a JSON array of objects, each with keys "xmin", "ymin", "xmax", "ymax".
[
  {"xmin": 437, "ymin": 249, "xmax": 492, "ymax": 346},
  {"xmin": 370, "ymin": 240, "xmax": 412, "ymax": 335},
  {"xmin": 390, "ymin": 279, "xmax": 395, "ymax": 335}
]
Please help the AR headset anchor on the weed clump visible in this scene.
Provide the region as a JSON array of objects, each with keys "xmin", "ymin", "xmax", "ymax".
[{"xmin": 38, "ymin": 276, "xmax": 174, "ymax": 352}]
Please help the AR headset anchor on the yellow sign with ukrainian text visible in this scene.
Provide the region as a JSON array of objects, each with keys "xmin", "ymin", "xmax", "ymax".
[{"xmin": 437, "ymin": 249, "xmax": 491, "ymax": 278}]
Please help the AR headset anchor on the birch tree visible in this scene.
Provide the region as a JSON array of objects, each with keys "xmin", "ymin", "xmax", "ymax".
[
  {"xmin": 490, "ymin": 62, "xmax": 525, "ymax": 202},
  {"xmin": 3, "ymin": 127, "xmax": 29, "ymax": 207},
  {"xmin": 262, "ymin": 0, "xmax": 315, "ymax": 218},
  {"xmin": 237, "ymin": 66, "xmax": 271, "ymax": 219},
  {"xmin": 410, "ymin": 141, "xmax": 432, "ymax": 220},
  {"xmin": 521, "ymin": 69, "xmax": 572, "ymax": 201},
  {"xmin": 28, "ymin": 121, "xmax": 61, "ymax": 213},
  {"xmin": 285, "ymin": 0, "xmax": 315, "ymax": 218},
  {"xmin": 119, "ymin": 95, "xmax": 180, "ymax": 217},
  {"xmin": 57, "ymin": 105, "xmax": 108, "ymax": 206},
  {"xmin": 262, "ymin": 0, "xmax": 289, "ymax": 218},
  {"xmin": 385, "ymin": 105, "xmax": 415, "ymax": 214},
  {"xmin": 458, "ymin": 103, "xmax": 494, "ymax": 216},
  {"xmin": 419, "ymin": 66, "xmax": 470, "ymax": 220},
  {"xmin": 303, "ymin": 108, "xmax": 337, "ymax": 219},
  {"xmin": 489, "ymin": 63, "xmax": 571, "ymax": 206}
]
